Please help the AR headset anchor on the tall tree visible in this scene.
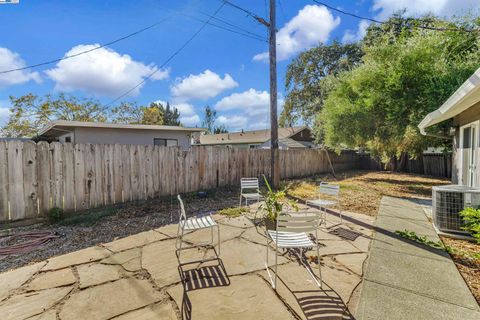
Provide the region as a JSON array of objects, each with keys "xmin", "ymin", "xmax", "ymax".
[
  {"xmin": 110, "ymin": 102, "xmax": 143, "ymax": 124},
  {"xmin": 202, "ymin": 105, "xmax": 227, "ymax": 134},
  {"xmin": 140, "ymin": 102, "xmax": 164, "ymax": 125},
  {"xmin": 281, "ymin": 40, "xmax": 363, "ymax": 126},
  {"xmin": 319, "ymin": 14, "xmax": 480, "ymax": 163},
  {"xmin": 160, "ymin": 102, "xmax": 181, "ymax": 126},
  {"xmin": 1, "ymin": 93, "xmax": 107, "ymax": 137}
]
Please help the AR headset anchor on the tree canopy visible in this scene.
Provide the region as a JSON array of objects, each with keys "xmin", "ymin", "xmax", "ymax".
[
  {"xmin": 1, "ymin": 94, "xmax": 184, "ymax": 138},
  {"xmin": 283, "ymin": 13, "xmax": 480, "ymax": 163},
  {"xmin": 202, "ymin": 105, "xmax": 227, "ymax": 134}
]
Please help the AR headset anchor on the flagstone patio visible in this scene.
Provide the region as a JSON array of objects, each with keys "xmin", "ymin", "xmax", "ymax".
[{"xmin": 0, "ymin": 204, "xmax": 374, "ymax": 320}]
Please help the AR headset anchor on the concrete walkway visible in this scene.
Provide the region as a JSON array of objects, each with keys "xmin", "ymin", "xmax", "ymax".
[
  {"xmin": 357, "ymin": 196, "xmax": 480, "ymax": 320},
  {"xmin": 0, "ymin": 203, "xmax": 374, "ymax": 320}
]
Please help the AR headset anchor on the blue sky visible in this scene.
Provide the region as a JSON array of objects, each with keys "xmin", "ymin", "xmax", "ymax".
[{"xmin": 0, "ymin": 0, "xmax": 478, "ymax": 131}]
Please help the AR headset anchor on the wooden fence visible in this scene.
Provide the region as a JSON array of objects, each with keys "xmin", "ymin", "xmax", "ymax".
[
  {"xmin": 358, "ymin": 153, "xmax": 452, "ymax": 178},
  {"xmin": 0, "ymin": 141, "xmax": 361, "ymax": 222}
]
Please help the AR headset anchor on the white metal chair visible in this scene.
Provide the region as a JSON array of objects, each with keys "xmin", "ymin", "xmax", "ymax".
[
  {"xmin": 176, "ymin": 195, "xmax": 220, "ymax": 257},
  {"xmin": 306, "ymin": 182, "xmax": 342, "ymax": 225},
  {"xmin": 239, "ymin": 177, "xmax": 264, "ymax": 206},
  {"xmin": 266, "ymin": 212, "xmax": 322, "ymax": 290}
]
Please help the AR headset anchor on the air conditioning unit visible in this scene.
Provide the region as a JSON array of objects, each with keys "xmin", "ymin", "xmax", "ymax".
[{"xmin": 432, "ymin": 185, "xmax": 480, "ymax": 235}]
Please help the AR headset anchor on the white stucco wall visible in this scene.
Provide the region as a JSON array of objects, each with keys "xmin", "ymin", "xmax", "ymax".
[{"xmin": 72, "ymin": 127, "xmax": 193, "ymax": 148}]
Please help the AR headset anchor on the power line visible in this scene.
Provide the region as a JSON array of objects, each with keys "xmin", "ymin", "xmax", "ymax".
[
  {"xmin": 0, "ymin": 16, "xmax": 173, "ymax": 75},
  {"xmin": 106, "ymin": 3, "xmax": 226, "ymax": 106},
  {"xmin": 222, "ymin": 0, "xmax": 270, "ymax": 27},
  {"xmin": 312, "ymin": 0, "xmax": 480, "ymax": 33},
  {"xmin": 184, "ymin": 12, "xmax": 267, "ymax": 42}
]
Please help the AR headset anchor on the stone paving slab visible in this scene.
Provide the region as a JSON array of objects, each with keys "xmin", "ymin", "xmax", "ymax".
[
  {"xmin": 59, "ymin": 278, "xmax": 163, "ymax": 320},
  {"xmin": 168, "ymin": 275, "xmax": 296, "ymax": 320},
  {"xmin": 0, "ymin": 286, "xmax": 72, "ymax": 320},
  {"xmin": 0, "ymin": 261, "xmax": 45, "ymax": 301},
  {"xmin": 0, "ymin": 204, "xmax": 374, "ymax": 320},
  {"xmin": 356, "ymin": 196, "xmax": 480, "ymax": 320}
]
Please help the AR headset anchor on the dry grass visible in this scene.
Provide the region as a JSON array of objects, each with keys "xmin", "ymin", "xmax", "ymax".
[
  {"xmin": 441, "ymin": 237, "xmax": 480, "ymax": 303},
  {"xmin": 284, "ymin": 170, "xmax": 450, "ymax": 216}
]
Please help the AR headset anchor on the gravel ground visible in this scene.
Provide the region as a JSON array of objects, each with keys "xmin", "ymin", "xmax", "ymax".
[{"xmin": 0, "ymin": 188, "xmax": 239, "ymax": 273}]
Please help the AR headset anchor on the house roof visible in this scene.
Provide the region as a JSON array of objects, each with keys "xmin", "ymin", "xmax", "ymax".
[
  {"xmin": 39, "ymin": 120, "xmax": 206, "ymax": 136},
  {"xmin": 198, "ymin": 126, "xmax": 309, "ymax": 145},
  {"xmin": 261, "ymin": 138, "xmax": 308, "ymax": 149},
  {"xmin": 419, "ymin": 67, "xmax": 480, "ymax": 134}
]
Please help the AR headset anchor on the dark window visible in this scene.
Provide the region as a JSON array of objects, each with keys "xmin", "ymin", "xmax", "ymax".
[
  {"xmin": 154, "ymin": 138, "xmax": 178, "ymax": 147},
  {"xmin": 65, "ymin": 136, "xmax": 71, "ymax": 143},
  {"xmin": 463, "ymin": 127, "xmax": 471, "ymax": 148}
]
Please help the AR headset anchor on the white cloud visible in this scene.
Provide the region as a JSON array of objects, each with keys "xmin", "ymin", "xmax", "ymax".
[
  {"xmin": 372, "ymin": 0, "xmax": 479, "ymax": 19},
  {"xmin": 0, "ymin": 107, "xmax": 10, "ymax": 126},
  {"xmin": 342, "ymin": 20, "xmax": 370, "ymax": 43},
  {"xmin": 0, "ymin": 48, "xmax": 41, "ymax": 87},
  {"xmin": 253, "ymin": 5, "xmax": 341, "ymax": 61},
  {"xmin": 217, "ymin": 115, "xmax": 248, "ymax": 130},
  {"xmin": 171, "ymin": 70, "xmax": 238, "ymax": 102},
  {"xmin": 45, "ymin": 44, "xmax": 168, "ymax": 97},
  {"xmin": 214, "ymin": 89, "xmax": 285, "ymax": 131},
  {"xmin": 215, "ymin": 88, "xmax": 270, "ymax": 116}
]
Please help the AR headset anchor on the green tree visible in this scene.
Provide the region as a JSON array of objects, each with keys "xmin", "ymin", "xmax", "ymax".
[
  {"xmin": 202, "ymin": 105, "xmax": 228, "ymax": 134},
  {"xmin": 110, "ymin": 102, "xmax": 143, "ymax": 124},
  {"xmin": 160, "ymin": 102, "xmax": 181, "ymax": 126},
  {"xmin": 319, "ymin": 15, "xmax": 480, "ymax": 164},
  {"xmin": 140, "ymin": 102, "xmax": 164, "ymax": 125},
  {"xmin": 1, "ymin": 93, "xmax": 107, "ymax": 137},
  {"xmin": 281, "ymin": 40, "xmax": 363, "ymax": 126}
]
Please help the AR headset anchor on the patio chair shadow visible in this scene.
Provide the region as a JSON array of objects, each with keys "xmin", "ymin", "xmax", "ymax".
[
  {"xmin": 273, "ymin": 272, "xmax": 355, "ymax": 320},
  {"xmin": 178, "ymin": 257, "xmax": 230, "ymax": 320}
]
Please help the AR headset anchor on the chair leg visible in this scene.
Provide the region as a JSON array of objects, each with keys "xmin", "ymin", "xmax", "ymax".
[
  {"xmin": 239, "ymin": 195, "xmax": 242, "ymax": 207},
  {"xmin": 216, "ymin": 225, "xmax": 221, "ymax": 256},
  {"xmin": 274, "ymin": 244, "xmax": 278, "ymax": 290},
  {"xmin": 316, "ymin": 240, "xmax": 322, "ymax": 289}
]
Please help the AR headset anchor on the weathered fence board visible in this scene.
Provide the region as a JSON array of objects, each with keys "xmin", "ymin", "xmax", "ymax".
[{"xmin": 0, "ymin": 143, "xmax": 363, "ymax": 222}]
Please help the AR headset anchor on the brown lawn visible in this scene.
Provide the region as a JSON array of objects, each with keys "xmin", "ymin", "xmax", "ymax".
[{"xmin": 284, "ymin": 170, "xmax": 450, "ymax": 216}]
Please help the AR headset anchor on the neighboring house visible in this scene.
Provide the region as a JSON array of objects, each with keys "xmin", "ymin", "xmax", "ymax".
[
  {"xmin": 419, "ymin": 67, "xmax": 480, "ymax": 186},
  {"xmin": 38, "ymin": 120, "xmax": 205, "ymax": 149},
  {"xmin": 198, "ymin": 126, "xmax": 315, "ymax": 149}
]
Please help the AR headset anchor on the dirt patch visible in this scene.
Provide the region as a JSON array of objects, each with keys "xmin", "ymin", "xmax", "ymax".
[
  {"xmin": 285, "ymin": 171, "xmax": 450, "ymax": 216},
  {"xmin": 0, "ymin": 188, "xmax": 239, "ymax": 273},
  {"xmin": 441, "ymin": 237, "xmax": 480, "ymax": 304}
]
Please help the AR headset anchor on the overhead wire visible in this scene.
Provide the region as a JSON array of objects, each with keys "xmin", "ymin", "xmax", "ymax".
[
  {"xmin": 0, "ymin": 16, "xmax": 173, "ymax": 75},
  {"xmin": 105, "ymin": 2, "xmax": 226, "ymax": 106},
  {"xmin": 311, "ymin": 0, "xmax": 480, "ymax": 33}
]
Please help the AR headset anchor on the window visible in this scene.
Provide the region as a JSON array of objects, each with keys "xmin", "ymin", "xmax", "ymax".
[
  {"xmin": 463, "ymin": 127, "xmax": 471, "ymax": 148},
  {"xmin": 154, "ymin": 138, "xmax": 178, "ymax": 147},
  {"xmin": 249, "ymin": 145, "xmax": 256, "ymax": 149},
  {"xmin": 65, "ymin": 136, "xmax": 71, "ymax": 143}
]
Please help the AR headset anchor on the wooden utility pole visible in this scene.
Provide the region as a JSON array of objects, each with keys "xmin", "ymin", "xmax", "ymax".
[{"xmin": 269, "ymin": 0, "xmax": 280, "ymax": 188}]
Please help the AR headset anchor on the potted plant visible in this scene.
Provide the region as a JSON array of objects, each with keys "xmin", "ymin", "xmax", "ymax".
[{"xmin": 258, "ymin": 175, "xmax": 298, "ymax": 230}]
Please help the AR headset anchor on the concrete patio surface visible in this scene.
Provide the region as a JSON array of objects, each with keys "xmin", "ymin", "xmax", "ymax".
[
  {"xmin": 357, "ymin": 196, "xmax": 480, "ymax": 320},
  {"xmin": 0, "ymin": 203, "xmax": 374, "ymax": 320}
]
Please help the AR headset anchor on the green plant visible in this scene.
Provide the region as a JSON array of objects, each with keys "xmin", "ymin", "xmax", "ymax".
[
  {"xmin": 218, "ymin": 207, "xmax": 248, "ymax": 218},
  {"xmin": 47, "ymin": 207, "xmax": 64, "ymax": 223},
  {"xmin": 258, "ymin": 175, "xmax": 298, "ymax": 221},
  {"xmin": 460, "ymin": 207, "xmax": 480, "ymax": 243},
  {"xmin": 395, "ymin": 229, "xmax": 448, "ymax": 250}
]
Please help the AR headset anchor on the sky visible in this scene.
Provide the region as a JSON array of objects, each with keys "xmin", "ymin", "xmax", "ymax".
[{"xmin": 0, "ymin": 0, "xmax": 479, "ymax": 132}]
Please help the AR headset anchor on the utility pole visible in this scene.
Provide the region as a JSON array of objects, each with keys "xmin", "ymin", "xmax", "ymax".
[{"xmin": 269, "ymin": 0, "xmax": 279, "ymax": 188}]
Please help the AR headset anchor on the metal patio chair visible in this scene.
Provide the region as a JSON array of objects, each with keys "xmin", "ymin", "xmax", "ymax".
[
  {"xmin": 176, "ymin": 195, "xmax": 221, "ymax": 257},
  {"xmin": 239, "ymin": 177, "xmax": 264, "ymax": 206},
  {"xmin": 306, "ymin": 182, "xmax": 342, "ymax": 225},
  {"xmin": 266, "ymin": 212, "xmax": 322, "ymax": 290}
]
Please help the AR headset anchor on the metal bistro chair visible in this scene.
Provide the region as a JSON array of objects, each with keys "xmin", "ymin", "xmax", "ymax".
[
  {"xmin": 306, "ymin": 182, "xmax": 342, "ymax": 226},
  {"xmin": 239, "ymin": 177, "xmax": 264, "ymax": 206},
  {"xmin": 176, "ymin": 195, "xmax": 220, "ymax": 257},
  {"xmin": 266, "ymin": 212, "xmax": 322, "ymax": 290}
]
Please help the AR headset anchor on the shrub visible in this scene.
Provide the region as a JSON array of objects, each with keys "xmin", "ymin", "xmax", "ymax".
[
  {"xmin": 47, "ymin": 207, "xmax": 64, "ymax": 223},
  {"xmin": 460, "ymin": 207, "xmax": 480, "ymax": 243}
]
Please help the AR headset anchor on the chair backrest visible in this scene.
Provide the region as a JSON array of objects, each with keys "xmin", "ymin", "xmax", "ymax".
[
  {"xmin": 319, "ymin": 183, "xmax": 340, "ymax": 197},
  {"xmin": 177, "ymin": 194, "xmax": 186, "ymax": 222},
  {"xmin": 240, "ymin": 178, "xmax": 259, "ymax": 192},
  {"xmin": 276, "ymin": 213, "xmax": 320, "ymax": 232}
]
